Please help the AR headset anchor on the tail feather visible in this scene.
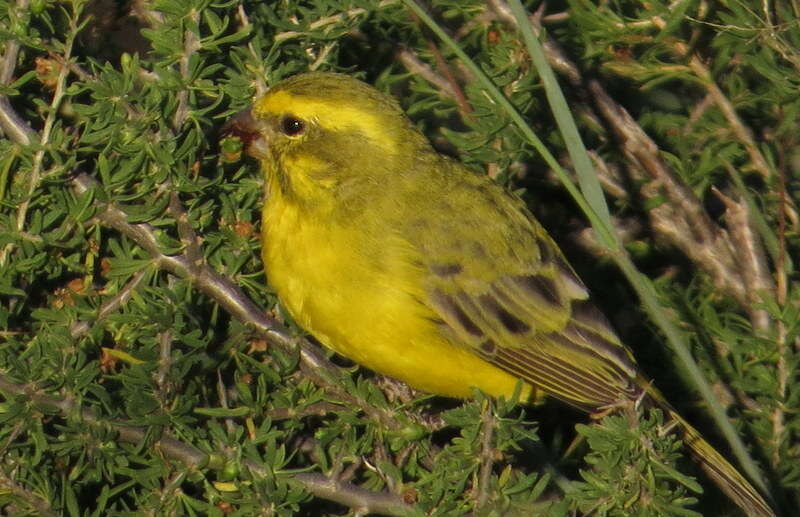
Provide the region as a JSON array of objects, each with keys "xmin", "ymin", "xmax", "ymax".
[{"xmin": 663, "ymin": 407, "xmax": 776, "ymax": 517}]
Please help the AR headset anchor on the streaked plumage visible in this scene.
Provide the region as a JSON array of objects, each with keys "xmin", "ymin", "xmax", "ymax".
[{"xmin": 225, "ymin": 72, "xmax": 775, "ymax": 517}]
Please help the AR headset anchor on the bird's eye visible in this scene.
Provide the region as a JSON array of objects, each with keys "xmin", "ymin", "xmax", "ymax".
[{"xmin": 280, "ymin": 116, "xmax": 306, "ymax": 136}]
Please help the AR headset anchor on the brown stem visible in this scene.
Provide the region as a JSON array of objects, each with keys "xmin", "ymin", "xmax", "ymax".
[
  {"xmin": 711, "ymin": 188, "xmax": 771, "ymax": 331},
  {"xmin": 588, "ymin": 80, "xmax": 749, "ymax": 306},
  {"xmin": 475, "ymin": 401, "xmax": 496, "ymax": 511},
  {"xmin": 396, "ymin": 48, "xmax": 458, "ymax": 100},
  {"xmin": 0, "ymin": 373, "xmax": 413, "ymax": 516},
  {"xmin": 273, "ymin": 0, "xmax": 399, "ymax": 43},
  {"xmin": 70, "ymin": 174, "xmax": 426, "ymax": 432},
  {"xmin": 173, "ymin": 15, "xmax": 200, "ymax": 130},
  {"xmin": 0, "ymin": 0, "xmax": 35, "ymax": 145},
  {"xmin": 0, "ymin": 1, "xmax": 82, "ymax": 266}
]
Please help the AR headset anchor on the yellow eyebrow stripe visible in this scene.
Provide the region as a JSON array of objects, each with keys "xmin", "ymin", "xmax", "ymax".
[{"xmin": 254, "ymin": 90, "xmax": 398, "ymax": 153}]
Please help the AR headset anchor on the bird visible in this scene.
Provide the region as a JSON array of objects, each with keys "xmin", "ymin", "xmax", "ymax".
[{"xmin": 223, "ymin": 71, "xmax": 775, "ymax": 516}]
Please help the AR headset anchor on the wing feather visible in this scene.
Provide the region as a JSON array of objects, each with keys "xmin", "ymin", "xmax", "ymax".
[{"xmin": 413, "ymin": 178, "xmax": 640, "ymax": 411}]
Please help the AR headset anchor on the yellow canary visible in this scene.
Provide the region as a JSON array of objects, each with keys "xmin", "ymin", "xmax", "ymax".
[{"xmin": 225, "ymin": 72, "xmax": 774, "ymax": 516}]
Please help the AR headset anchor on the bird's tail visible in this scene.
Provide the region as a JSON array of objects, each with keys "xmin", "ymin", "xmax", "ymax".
[{"xmin": 646, "ymin": 387, "xmax": 777, "ymax": 517}]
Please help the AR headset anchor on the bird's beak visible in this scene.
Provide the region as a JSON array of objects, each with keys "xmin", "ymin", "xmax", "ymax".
[{"xmin": 221, "ymin": 108, "xmax": 270, "ymax": 160}]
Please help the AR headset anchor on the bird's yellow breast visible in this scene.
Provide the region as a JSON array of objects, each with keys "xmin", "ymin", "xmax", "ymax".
[{"xmin": 261, "ymin": 190, "xmax": 531, "ymax": 400}]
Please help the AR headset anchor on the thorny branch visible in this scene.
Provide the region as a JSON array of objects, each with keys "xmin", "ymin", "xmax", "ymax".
[
  {"xmin": 0, "ymin": 0, "xmax": 792, "ymax": 513},
  {"xmin": 173, "ymin": 12, "xmax": 201, "ymax": 130},
  {"xmin": 0, "ymin": 15, "xmax": 427, "ymax": 509},
  {"xmin": 0, "ymin": 0, "xmax": 35, "ymax": 146},
  {"xmin": 0, "ymin": 416, "xmax": 58, "ymax": 517},
  {"xmin": 273, "ymin": 0, "xmax": 400, "ymax": 43},
  {"xmin": 487, "ymin": 0, "xmax": 775, "ymax": 330},
  {"xmin": 234, "ymin": 5, "xmax": 268, "ymax": 97},
  {"xmin": 485, "ymin": 2, "xmax": 787, "ymax": 484},
  {"xmin": 70, "ymin": 173, "xmax": 424, "ymax": 433},
  {"xmin": 0, "ymin": 0, "xmax": 82, "ymax": 267},
  {"xmin": 0, "ymin": 374, "xmax": 414, "ymax": 517},
  {"xmin": 475, "ymin": 400, "xmax": 497, "ymax": 511}
]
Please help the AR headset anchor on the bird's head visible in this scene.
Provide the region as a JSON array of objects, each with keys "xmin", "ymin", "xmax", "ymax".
[{"xmin": 224, "ymin": 72, "xmax": 430, "ymax": 200}]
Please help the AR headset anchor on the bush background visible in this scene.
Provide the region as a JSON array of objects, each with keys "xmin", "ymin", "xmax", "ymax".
[{"xmin": 0, "ymin": 0, "xmax": 797, "ymax": 515}]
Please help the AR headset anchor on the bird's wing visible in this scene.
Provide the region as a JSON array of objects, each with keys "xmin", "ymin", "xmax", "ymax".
[{"xmin": 409, "ymin": 173, "xmax": 641, "ymax": 411}]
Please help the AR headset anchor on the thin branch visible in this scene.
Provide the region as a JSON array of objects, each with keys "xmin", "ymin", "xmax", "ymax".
[
  {"xmin": 655, "ymin": 16, "xmax": 797, "ymax": 229},
  {"xmin": 0, "ymin": 98, "xmax": 33, "ymax": 146},
  {"xmin": 650, "ymin": 20, "xmax": 766, "ymax": 183},
  {"xmin": 396, "ymin": 48, "xmax": 457, "ymax": 100},
  {"xmin": 407, "ymin": 11, "xmax": 473, "ymax": 117},
  {"xmin": 587, "ymin": 150, "xmax": 629, "ymax": 200},
  {"xmin": 489, "ymin": 0, "xmax": 778, "ymax": 326},
  {"xmin": 265, "ymin": 402, "xmax": 344, "ymax": 421},
  {"xmin": 711, "ymin": 188, "xmax": 772, "ymax": 330},
  {"xmin": 484, "ymin": 0, "xmax": 776, "ymax": 494},
  {"xmin": 475, "ymin": 401, "xmax": 496, "ymax": 511},
  {"xmin": 687, "ymin": 53, "xmax": 775, "ymax": 182},
  {"xmin": 0, "ymin": 3, "xmax": 82, "ymax": 266},
  {"xmin": 71, "ymin": 175, "xmax": 297, "ymax": 350},
  {"xmin": 0, "ymin": 0, "xmax": 28, "ymax": 85},
  {"xmin": 168, "ymin": 190, "xmax": 204, "ymax": 272},
  {"xmin": 70, "ymin": 269, "xmax": 148, "ymax": 338},
  {"xmin": 0, "ymin": 0, "xmax": 35, "ymax": 145},
  {"xmin": 273, "ymin": 0, "xmax": 400, "ymax": 43},
  {"xmin": 290, "ymin": 473, "xmax": 412, "ymax": 516},
  {"xmin": 308, "ymin": 41, "xmax": 337, "ymax": 71},
  {"xmin": 0, "ymin": 373, "xmax": 414, "ymax": 517},
  {"xmin": 0, "ymin": 467, "xmax": 59, "ymax": 517},
  {"xmin": 771, "ymin": 320, "xmax": 788, "ymax": 470},
  {"xmin": 70, "ymin": 174, "xmax": 431, "ymax": 432},
  {"xmin": 234, "ymin": 5, "xmax": 268, "ymax": 97},
  {"xmin": 488, "ymin": 0, "xmax": 582, "ymax": 87},
  {"xmin": 173, "ymin": 12, "xmax": 201, "ymax": 130},
  {"xmin": 589, "ymin": 80, "xmax": 748, "ymax": 304},
  {"xmin": 769, "ymin": 138, "xmax": 790, "ymax": 468},
  {"xmin": 3, "ymin": 32, "xmax": 434, "ymax": 433},
  {"xmin": 0, "ymin": 417, "xmax": 58, "ymax": 517},
  {"xmin": 154, "ymin": 329, "xmax": 174, "ymax": 404}
]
